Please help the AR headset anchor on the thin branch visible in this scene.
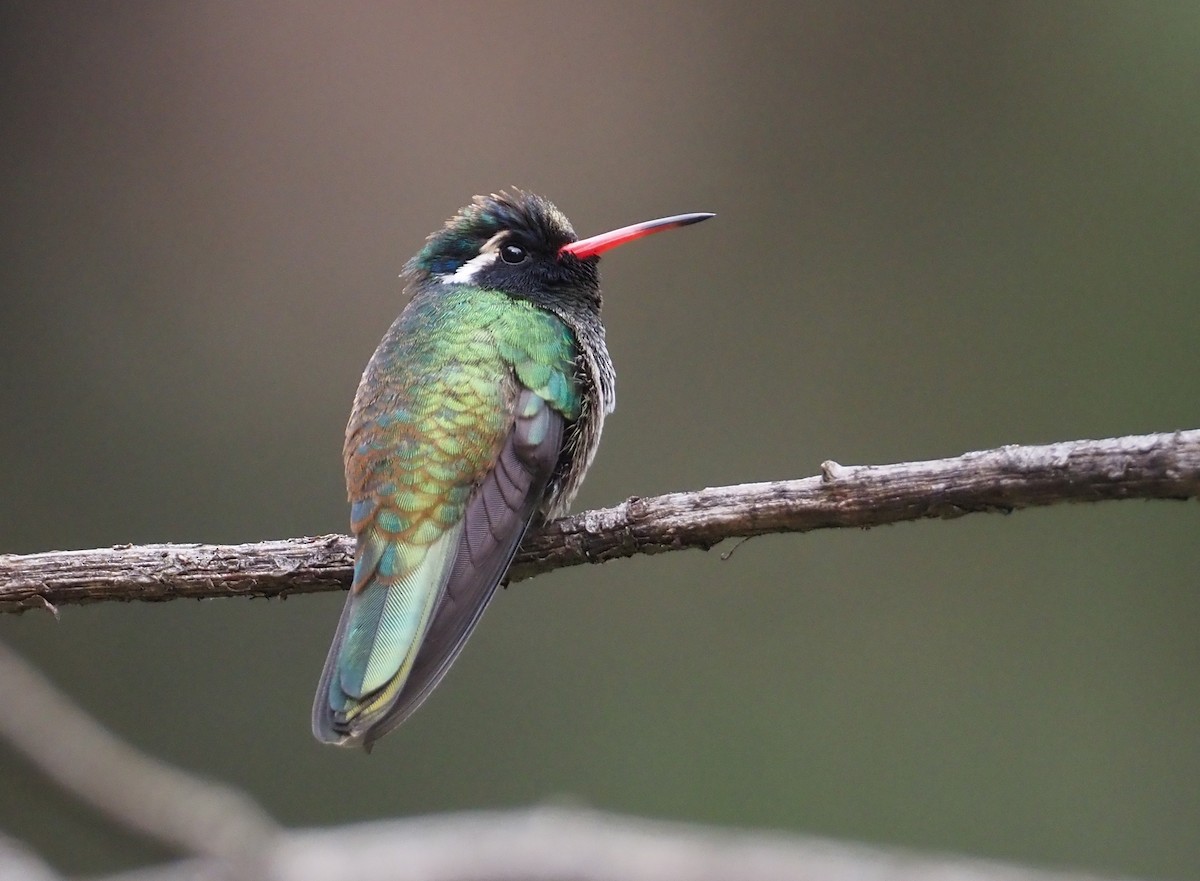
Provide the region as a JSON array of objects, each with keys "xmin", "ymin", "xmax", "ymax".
[
  {"xmin": 0, "ymin": 640, "xmax": 1149, "ymax": 881},
  {"xmin": 265, "ymin": 809, "xmax": 1137, "ymax": 881},
  {"xmin": 85, "ymin": 808, "xmax": 1139, "ymax": 881},
  {"xmin": 1, "ymin": 430, "xmax": 1197, "ymax": 612},
  {"xmin": 0, "ymin": 640, "xmax": 280, "ymax": 861}
]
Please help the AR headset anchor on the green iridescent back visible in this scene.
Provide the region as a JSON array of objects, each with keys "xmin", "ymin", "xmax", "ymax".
[{"xmin": 347, "ymin": 284, "xmax": 582, "ymax": 481}]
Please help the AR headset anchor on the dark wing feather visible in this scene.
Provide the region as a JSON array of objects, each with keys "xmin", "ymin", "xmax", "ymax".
[{"xmin": 358, "ymin": 388, "xmax": 563, "ymax": 747}]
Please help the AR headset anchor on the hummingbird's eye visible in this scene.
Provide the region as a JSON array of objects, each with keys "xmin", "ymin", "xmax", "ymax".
[{"xmin": 499, "ymin": 243, "xmax": 528, "ymax": 265}]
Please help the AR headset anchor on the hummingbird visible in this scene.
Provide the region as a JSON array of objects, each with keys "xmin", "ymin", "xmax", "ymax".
[{"xmin": 313, "ymin": 190, "xmax": 713, "ymax": 749}]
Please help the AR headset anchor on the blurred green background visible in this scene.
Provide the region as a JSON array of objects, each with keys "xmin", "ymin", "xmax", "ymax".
[{"xmin": 2, "ymin": 2, "xmax": 1198, "ymax": 878}]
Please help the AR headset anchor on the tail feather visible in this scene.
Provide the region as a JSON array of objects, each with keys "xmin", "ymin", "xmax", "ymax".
[{"xmin": 312, "ymin": 523, "xmax": 462, "ymax": 745}]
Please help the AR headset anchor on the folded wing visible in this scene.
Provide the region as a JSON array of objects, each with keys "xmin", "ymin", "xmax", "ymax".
[{"xmin": 312, "ymin": 387, "xmax": 563, "ymax": 748}]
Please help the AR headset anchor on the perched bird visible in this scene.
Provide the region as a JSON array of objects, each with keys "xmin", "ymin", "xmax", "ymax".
[{"xmin": 313, "ymin": 190, "xmax": 713, "ymax": 749}]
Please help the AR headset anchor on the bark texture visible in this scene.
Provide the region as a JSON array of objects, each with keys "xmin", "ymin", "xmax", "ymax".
[{"xmin": 2, "ymin": 430, "xmax": 1197, "ymax": 613}]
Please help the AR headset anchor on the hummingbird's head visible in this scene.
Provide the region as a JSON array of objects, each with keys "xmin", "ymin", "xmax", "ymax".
[
  {"xmin": 407, "ymin": 190, "xmax": 597, "ymax": 309},
  {"xmin": 406, "ymin": 189, "xmax": 713, "ymax": 314}
]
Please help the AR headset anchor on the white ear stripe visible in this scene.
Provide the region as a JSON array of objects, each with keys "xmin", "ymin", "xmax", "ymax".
[{"xmin": 439, "ymin": 249, "xmax": 499, "ymax": 285}]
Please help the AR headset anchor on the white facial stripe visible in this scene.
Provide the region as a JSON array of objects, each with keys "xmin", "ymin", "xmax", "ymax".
[
  {"xmin": 482, "ymin": 230, "xmax": 508, "ymax": 251},
  {"xmin": 439, "ymin": 249, "xmax": 499, "ymax": 285}
]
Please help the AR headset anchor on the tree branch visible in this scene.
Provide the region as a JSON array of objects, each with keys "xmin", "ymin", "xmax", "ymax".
[
  {"xmin": 0, "ymin": 625, "xmax": 1156, "ymax": 881},
  {"xmin": 0, "ymin": 641, "xmax": 280, "ymax": 862},
  {"xmin": 88, "ymin": 808, "xmax": 1139, "ymax": 881},
  {"xmin": 1, "ymin": 430, "xmax": 1197, "ymax": 613}
]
